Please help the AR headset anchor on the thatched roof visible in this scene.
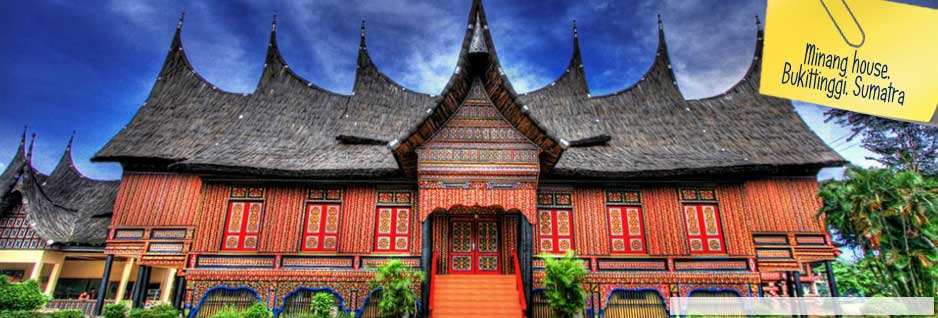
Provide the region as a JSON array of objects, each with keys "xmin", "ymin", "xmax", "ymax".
[
  {"xmin": 93, "ymin": 2, "xmax": 844, "ymax": 179},
  {"xmin": 2, "ymin": 132, "xmax": 117, "ymax": 244}
]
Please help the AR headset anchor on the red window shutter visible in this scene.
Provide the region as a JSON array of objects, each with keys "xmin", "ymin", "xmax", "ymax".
[
  {"xmin": 374, "ymin": 207, "xmax": 411, "ymax": 252},
  {"xmin": 607, "ymin": 206, "xmax": 646, "ymax": 254},
  {"xmin": 683, "ymin": 204, "xmax": 726, "ymax": 254},
  {"xmin": 221, "ymin": 201, "xmax": 264, "ymax": 251},
  {"xmin": 536, "ymin": 209, "xmax": 574, "ymax": 254},
  {"xmin": 301, "ymin": 203, "xmax": 341, "ymax": 252}
]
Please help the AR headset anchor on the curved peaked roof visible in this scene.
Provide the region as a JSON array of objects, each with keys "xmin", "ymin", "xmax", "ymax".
[
  {"xmin": 2, "ymin": 133, "xmax": 117, "ymax": 244},
  {"xmin": 93, "ymin": 3, "xmax": 844, "ymax": 179}
]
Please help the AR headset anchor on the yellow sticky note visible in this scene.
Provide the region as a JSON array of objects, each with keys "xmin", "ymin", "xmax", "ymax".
[{"xmin": 760, "ymin": 0, "xmax": 938, "ymax": 125}]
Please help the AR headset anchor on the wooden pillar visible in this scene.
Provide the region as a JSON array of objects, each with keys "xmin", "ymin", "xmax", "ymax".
[
  {"xmin": 159, "ymin": 268, "xmax": 177, "ymax": 303},
  {"xmin": 172, "ymin": 275, "xmax": 186, "ymax": 310},
  {"xmin": 43, "ymin": 262, "xmax": 63, "ymax": 296},
  {"xmin": 824, "ymin": 261, "xmax": 840, "ymax": 297},
  {"xmin": 137, "ymin": 266, "xmax": 152, "ymax": 307},
  {"xmin": 518, "ymin": 215, "xmax": 533, "ymax": 318},
  {"xmin": 131, "ymin": 265, "xmax": 148, "ymax": 308},
  {"xmin": 94, "ymin": 255, "xmax": 114, "ymax": 316},
  {"xmin": 114, "ymin": 258, "xmax": 136, "ymax": 304},
  {"xmin": 420, "ymin": 218, "xmax": 432, "ymax": 318}
]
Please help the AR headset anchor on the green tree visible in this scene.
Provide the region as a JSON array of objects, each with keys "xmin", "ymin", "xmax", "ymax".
[
  {"xmin": 0, "ymin": 276, "xmax": 51, "ymax": 311},
  {"xmin": 818, "ymin": 167, "xmax": 938, "ymax": 297},
  {"xmin": 368, "ymin": 260, "xmax": 424, "ymax": 318},
  {"xmin": 539, "ymin": 251, "xmax": 587, "ymax": 318},
  {"xmin": 309, "ymin": 292, "xmax": 336, "ymax": 318}
]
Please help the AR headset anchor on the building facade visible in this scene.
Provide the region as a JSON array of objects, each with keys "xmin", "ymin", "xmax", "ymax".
[{"xmin": 87, "ymin": 1, "xmax": 844, "ymax": 317}]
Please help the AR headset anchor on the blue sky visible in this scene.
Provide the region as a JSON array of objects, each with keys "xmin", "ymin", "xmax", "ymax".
[{"xmin": 5, "ymin": 0, "xmax": 930, "ymax": 180}]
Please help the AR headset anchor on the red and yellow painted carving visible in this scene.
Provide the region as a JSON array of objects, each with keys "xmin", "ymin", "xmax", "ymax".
[
  {"xmin": 374, "ymin": 207, "xmax": 411, "ymax": 252},
  {"xmin": 302, "ymin": 203, "xmax": 341, "ymax": 252},
  {"xmin": 608, "ymin": 206, "xmax": 646, "ymax": 254},
  {"xmin": 683, "ymin": 204, "xmax": 726, "ymax": 254},
  {"xmin": 537, "ymin": 209, "xmax": 574, "ymax": 254},
  {"xmin": 221, "ymin": 201, "xmax": 263, "ymax": 251}
]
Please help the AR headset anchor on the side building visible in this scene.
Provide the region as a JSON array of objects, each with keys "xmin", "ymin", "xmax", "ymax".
[
  {"xmin": 0, "ymin": 132, "xmax": 168, "ymax": 316},
  {"xmin": 89, "ymin": 1, "xmax": 846, "ymax": 317}
]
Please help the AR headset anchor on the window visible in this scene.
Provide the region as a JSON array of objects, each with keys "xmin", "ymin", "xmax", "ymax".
[
  {"xmin": 221, "ymin": 201, "xmax": 264, "ymax": 251},
  {"xmin": 683, "ymin": 204, "xmax": 726, "ymax": 254},
  {"xmin": 608, "ymin": 206, "xmax": 646, "ymax": 254},
  {"xmin": 537, "ymin": 209, "xmax": 574, "ymax": 254},
  {"xmin": 374, "ymin": 207, "xmax": 411, "ymax": 252},
  {"xmin": 302, "ymin": 203, "xmax": 341, "ymax": 252}
]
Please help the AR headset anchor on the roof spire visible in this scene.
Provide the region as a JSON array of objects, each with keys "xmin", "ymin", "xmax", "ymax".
[
  {"xmin": 65, "ymin": 131, "xmax": 75, "ymax": 152},
  {"xmin": 19, "ymin": 126, "xmax": 27, "ymax": 147},
  {"xmin": 657, "ymin": 14, "xmax": 663, "ymax": 30},
  {"xmin": 271, "ymin": 13, "xmax": 277, "ymax": 32},
  {"xmin": 573, "ymin": 19, "xmax": 578, "ymax": 38},
  {"xmin": 177, "ymin": 11, "xmax": 185, "ymax": 30},
  {"xmin": 360, "ymin": 20, "xmax": 366, "ymax": 50},
  {"xmin": 26, "ymin": 133, "xmax": 36, "ymax": 162}
]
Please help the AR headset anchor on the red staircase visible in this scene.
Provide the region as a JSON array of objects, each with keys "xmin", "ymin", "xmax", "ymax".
[{"xmin": 430, "ymin": 274, "xmax": 524, "ymax": 318}]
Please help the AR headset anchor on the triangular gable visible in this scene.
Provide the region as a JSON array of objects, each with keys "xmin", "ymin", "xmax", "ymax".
[
  {"xmin": 392, "ymin": 0, "xmax": 563, "ymax": 180},
  {"xmin": 417, "ymin": 79, "xmax": 539, "ymax": 223}
]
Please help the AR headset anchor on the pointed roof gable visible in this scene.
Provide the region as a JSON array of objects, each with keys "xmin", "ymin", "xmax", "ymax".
[
  {"xmin": 392, "ymin": 0, "xmax": 563, "ymax": 178},
  {"xmin": 93, "ymin": 13, "xmax": 249, "ymax": 164}
]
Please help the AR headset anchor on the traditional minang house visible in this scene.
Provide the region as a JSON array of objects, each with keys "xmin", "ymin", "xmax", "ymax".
[
  {"xmin": 89, "ymin": 1, "xmax": 845, "ymax": 317},
  {"xmin": 0, "ymin": 131, "xmax": 157, "ymax": 316}
]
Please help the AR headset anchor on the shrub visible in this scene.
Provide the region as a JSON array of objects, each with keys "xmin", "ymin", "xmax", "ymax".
[
  {"xmin": 0, "ymin": 310, "xmax": 41, "ymax": 318},
  {"xmin": 309, "ymin": 292, "xmax": 336, "ymax": 318},
  {"xmin": 51, "ymin": 310, "xmax": 83, "ymax": 318},
  {"xmin": 0, "ymin": 276, "xmax": 51, "ymax": 311},
  {"xmin": 104, "ymin": 303, "xmax": 129, "ymax": 318},
  {"xmin": 241, "ymin": 302, "xmax": 271, "ymax": 318},
  {"xmin": 368, "ymin": 260, "xmax": 424, "ymax": 318},
  {"xmin": 129, "ymin": 303, "xmax": 179, "ymax": 318},
  {"xmin": 540, "ymin": 250, "xmax": 587, "ymax": 318}
]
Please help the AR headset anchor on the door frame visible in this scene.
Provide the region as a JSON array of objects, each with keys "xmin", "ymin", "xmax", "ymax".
[{"xmin": 448, "ymin": 217, "xmax": 501, "ymax": 274}]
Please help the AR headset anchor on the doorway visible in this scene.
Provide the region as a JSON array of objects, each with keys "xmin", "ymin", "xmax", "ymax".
[{"xmin": 448, "ymin": 218, "xmax": 500, "ymax": 274}]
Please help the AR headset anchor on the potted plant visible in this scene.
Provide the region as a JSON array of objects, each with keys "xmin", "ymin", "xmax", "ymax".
[
  {"xmin": 540, "ymin": 251, "xmax": 587, "ymax": 318},
  {"xmin": 368, "ymin": 260, "xmax": 424, "ymax": 318}
]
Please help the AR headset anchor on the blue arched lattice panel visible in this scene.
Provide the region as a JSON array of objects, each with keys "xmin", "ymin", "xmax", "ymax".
[
  {"xmin": 190, "ymin": 286, "xmax": 263, "ymax": 318},
  {"xmin": 601, "ymin": 288, "xmax": 669, "ymax": 318},
  {"xmin": 356, "ymin": 288, "xmax": 421, "ymax": 318},
  {"xmin": 275, "ymin": 287, "xmax": 348, "ymax": 318}
]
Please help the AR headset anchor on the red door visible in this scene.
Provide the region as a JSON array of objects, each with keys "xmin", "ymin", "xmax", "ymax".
[{"xmin": 449, "ymin": 218, "xmax": 500, "ymax": 274}]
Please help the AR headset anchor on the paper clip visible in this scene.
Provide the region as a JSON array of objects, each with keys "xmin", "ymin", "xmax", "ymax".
[{"xmin": 819, "ymin": 0, "xmax": 866, "ymax": 48}]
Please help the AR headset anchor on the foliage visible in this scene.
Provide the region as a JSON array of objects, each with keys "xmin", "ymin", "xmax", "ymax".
[
  {"xmin": 816, "ymin": 257, "xmax": 889, "ymax": 297},
  {"xmin": 539, "ymin": 251, "xmax": 587, "ymax": 318},
  {"xmin": 818, "ymin": 167, "xmax": 938, "ymax": 297},
  {"xmin": 104, "ymin": 303, "xmax": 129, "ymax": 318},
  {"xmin": 129, "ymin": 303, "xmax": 180, "ymax": 318},
  {"xmin": 207, "ymin": 305, "xmax": 239, "ymax": 318},
  {"xmin": 368, "ymin": 260, "xmax": 424, "ymax": 318},
  {"xmin": 0, "ymin": 309, "xmax": 82, "ymax": 318},
  {"xmin": 51, "ymin": 310, "xmax": 83, "ymax": 318},
  {"xmin": 0, "ymin": 276, "xmax": 51, "ymax": 311},
  {"xmin": 825, "ymin": 109, "xmax": 938, "ymax": 175},
  {"xmin": 241, "ymin": 302, "xmax": 272, "ymax": 318},
  {"xmin": 309, "ymin": 292, "xmax": 337, "ymax": 318}
]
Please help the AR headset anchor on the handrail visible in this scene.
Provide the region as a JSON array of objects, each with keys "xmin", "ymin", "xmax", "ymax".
[
  {"xmin": 513, "ymin": 251, "xmax": 527, "ymax": 313},
  {"xmin": 429, "ymin": 252, "xmax": 439, "ymax": 314}
]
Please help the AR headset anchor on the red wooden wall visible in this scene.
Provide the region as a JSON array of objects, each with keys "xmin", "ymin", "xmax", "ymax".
[
  {"xmin": 745, "ymin": 178, "xmax": 824, "ymax": 232},
  {"xmin": 110, "ymin": 173, "xmax": 202, "ymax": 226}
]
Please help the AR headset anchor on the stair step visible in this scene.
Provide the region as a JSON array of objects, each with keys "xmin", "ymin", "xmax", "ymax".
[
  {"xmin": 433, "ymin": 294, "xmax": 517, "ymax": 301},
  {"xmin": 433, "ymin": 289, "xmax": 518, "ymax": 296},
  {"xmin": 433, "ymin": 306, "xmax": 522, "ymax": 314}
]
